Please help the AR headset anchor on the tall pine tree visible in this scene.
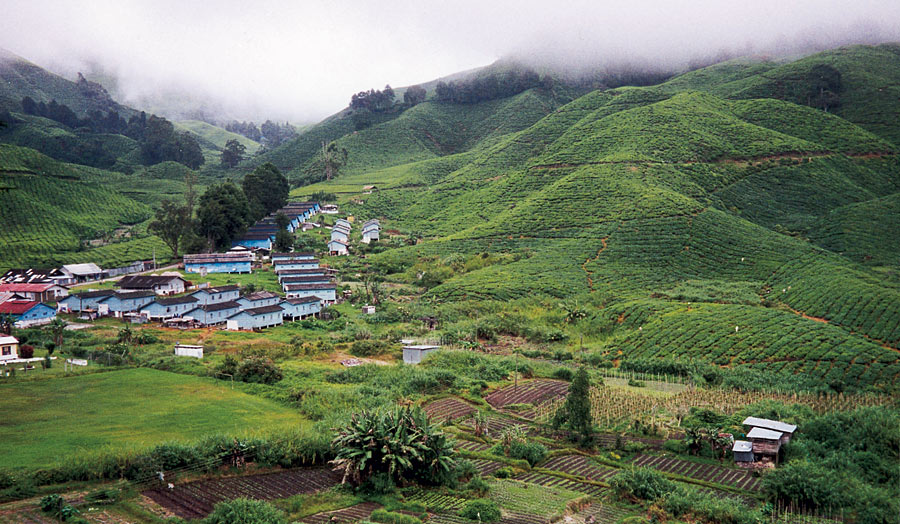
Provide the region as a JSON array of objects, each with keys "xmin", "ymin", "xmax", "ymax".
[{"xmin": 552, "ymin": 367, "xmax": 593, "ymax": 444}]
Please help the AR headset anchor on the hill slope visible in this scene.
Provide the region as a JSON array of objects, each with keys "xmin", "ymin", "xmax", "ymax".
[{"xmin": 300, "ymin": 44, "xmax": 900, "ymax": 391}]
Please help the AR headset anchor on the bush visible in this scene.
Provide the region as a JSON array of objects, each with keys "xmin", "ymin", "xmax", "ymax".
[
  {"xmin": 350, "ymin": 339, "xmax": 390, "ymax": 357},
  {"xmin": 458, "ymin": 499, "xmax": 501, "ymax": 522},
  {"xmin": 40, "ymin": 494, "xmax": 63, "ymax": 513},
  {"xmin": 493, "ymin": 467, "xmax": 514, "ymax": 479},
  {"xmin": 507, "ymin": 440, "xmax": 547, "ymax": 466},
  {"xmin": 19, "ymin": 344, "xmax": 34, "ymax": 359},
  {"xmin": 552, "ymin": 367, "xmax": 574, "ymax": 381},
  {"xmin": 204, "ymin": 498, "xmax": 287, "ymax": 524},
  {"xmin": 662, "ymin": 440, "xmax": 688, "ymax": 454},
  {"xmin": 623, "ymin": 441, "xmax": 647, "ymax": 453},
  {"xmin": 84, "ymin": 488, "xmax": 119, "ymax": 504},
  {"xmin": 235, "ymin": 356, "xmax": 283, "ymax": 384},
  {"xmin": 465, "ymin": 475, "xmax": 491, "ymax": 497},
  {"xmin": 370, "ymin": 509, "xmax": 423, "ymax": 524},
  {"xmin": 609, "ymin": 468, "xmax": 676, "ymax": 501},
  {"xmin": 627, "ymin": 378, "xmax": 645, "ymax": 387}
]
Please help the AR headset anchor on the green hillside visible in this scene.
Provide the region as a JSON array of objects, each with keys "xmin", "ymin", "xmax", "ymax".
[
  {"xmin": 176, "ymin": 119, "xmax": 262, "ymax": 154},
  {"xmin": 293, "ymin": 45, "xmax": 900, "ymax": 392},
  {"xmin": 0, "ymin": 143, "xmax": 173, "ymax": 271},
  {"xmin": 0, "ymin": 47, "xmax": 133, "ymax": 118}
]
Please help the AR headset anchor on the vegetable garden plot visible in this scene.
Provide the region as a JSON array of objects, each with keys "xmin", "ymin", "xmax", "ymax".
[
  {"xmin": 500, "ymin": 512, "xmax": 551, "ymax": 524},
  {"xmin": 461, "ymin": 413, "xmax": 535, "ymax": 437},
  {"xmin": 471, "ymin": 458, "xmax": 506, "ymax": 476},
  {"xmin": 512, "ymin": 472, "xmax": 606, "ymax": 496},
  {"xmin": 632, "ymin": 454, "xmax": 760, "ymax": 491},
  {"xmin": 485, "ymin": 379, "xmax": 570, "ymax": 417},
  {"xmin": 302, "ymin": 502, "xmax": 382, "ymax": 524},
  {"xmin": 577, "ymin": 503, "xmax": 634, "ymax": 524},
  {"xmin": 143, "ymin": 467, "xmax": 341, "ymax": 520},
  {"xmin": 455, "ymin": 439, "xmax": 491, "ymax": 452},
  {"xmin": 403, "ymin": 489, "xmax": 468, "ymax": 511},
  {"xmin": 539, "ymin": 455, "xmax": 618, "ymax": 482},
  {"xmin": 424, "ymin": 397, "xmax": 477, "ymax": 423}
]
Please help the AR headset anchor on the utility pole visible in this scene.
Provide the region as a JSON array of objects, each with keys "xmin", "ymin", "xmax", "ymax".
[{"xmin": 514, "ymin": 349, "xmax": 519, "ymax": 391}]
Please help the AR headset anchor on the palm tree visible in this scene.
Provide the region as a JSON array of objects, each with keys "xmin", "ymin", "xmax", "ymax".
[{"xmin": 48, "ymin": 318, "xmax": 67, "ymax": 355}]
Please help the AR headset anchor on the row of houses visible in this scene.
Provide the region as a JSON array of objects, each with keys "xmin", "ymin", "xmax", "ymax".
[
  {"xmin": 233, "ymin": 201, "xmax": 320, "ymax": 251},
  {"xmin": 328, "ymin": 218, "xmax": 381, "ymax": 256},
  {"xmin": 1, "ymin": 262, "xmax": 154, "ymax": 287},
  {"xmin": 183, "ymin": 250, "xmax": 253, "ymax": 275}
]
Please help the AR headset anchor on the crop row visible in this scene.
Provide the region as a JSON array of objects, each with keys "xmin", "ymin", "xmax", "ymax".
[
  {"xmin": 539, "ymin": 455, "xmax": 618, "ymax": 482},
  {"xmin": 485, "ymin": 379, "xmax": 570, "ymax": 411},
  {"xmin": 633, "ymin": 454, "xmax": 760, "ymax": 491},
  {"xmin": 534, "ymin": 385, "xmax": 895, "ymax": 431},
  {"xmin": 301, "ymin": 502, "xmax": 381, "ymax": 524},
  {"xmin": 144, "ymin": 467, "xmax": 341, "ymax": 520},
  {"xmin": 424, "ymin": 397, "xmax": 477, "ymax": 423},
  {"xmin": 512, "ymin": 472, "xmax": 605, "ymax": 496},
  {"xmin": 402, "ymin": 489, "xmax": 468, "ymax": 511}
]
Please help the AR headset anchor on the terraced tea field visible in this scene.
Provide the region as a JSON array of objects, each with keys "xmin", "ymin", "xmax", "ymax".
[
  {"xmin": 144, "ymin": 467, "xmax": 341, "ymax": 520},
  {"xmin": 632, "ymin": 454, "xmax": 761, "ymax": 491},
  {"xmin": 485, "ymin": 379, "xmax": 570, "ymax": 418}
]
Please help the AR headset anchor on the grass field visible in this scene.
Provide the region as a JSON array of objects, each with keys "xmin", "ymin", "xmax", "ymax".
[{"xmin": 0, "ymin": 368, "xmax": 307, "ymax": 469}]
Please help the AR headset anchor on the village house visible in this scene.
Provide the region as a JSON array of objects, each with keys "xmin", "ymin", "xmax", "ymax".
[
  {"xmin": 1, "ymin": 268, "xmax": 71, "ymax": 286},
  {"xmin": 742, "ymin": 417, "xmax": 797, "ymax": 444},
  {"xmin": 361, "ymin": 219, "xmax": 380, "ymax": 244},
  {"xmin": 0, "ymin": 283, "xmax": 69, "ymax": 303},
  {"xmin": 330, "ymin": 225, "xmax": 350, "ymax": 243},
  {"xmin": 183, "ymin": 301, "xmax": 242, "ymax": 326},
  {"xmin": 116, "ymin": 275, "xmax": 189, "ymax": 295},
  {"xmin": 321, "ymin": 204, "xmax": 339, "ymax": 214},
  {"xmin": 277, "ymin": 268, "xmax": 327, "ymax": 282},
  {"xmin": 280, "ymin": 275, "xmax": 332, "ymax": 286},
  {"xmin": 97, "ymin": 291, "xmax": 157, "ymax": 317},
  {"xmin": 0, "ymin": 335, "xmax": 19, "ymax": 362},
  {"xmin": 138, "ymin": 295, "xmax": 199, "ymax": 320},
  {"xmin": 233, "ymin": 232, "xmax": 273, "ymax": 251},
  {"xmin": 225, "ymin": 305, "xmax": 285, "ymax": 331},
  {"xmin": 362, "ymin": 304, "xmax": 376, "ymax": 314},
  {"xmin": 327, "ymin": 239, "xmax": 349, "ymax": 256},
  {"xmin": 271, "ymin": 252, "xmax": 315, "ymax": 262},
  {"xmin": 189, "ymin": 285, "xmax": 240, "ymax": 305},
  {"xmin": 284, "ymin": 283, "xmax": 337, "ymax": 303},
  {"xmin": 60, "ymin": 263, "xmax": 105, "ymax": 283},
  {"xmin": 279, "ymin": 296, "xmax": 322, "ymax": 320},
  {"xmin": 184, "ymin": 252, "xmax": 252, "ymax": 274},
  {"xmin": 57, "ymin": 289, "xmax": 115, "ymax": 313},
  {"xmin": 335, "ymin": 218, "xmax": 352, "ymax": 229},
  {"xmin": 236, "ymin": 291, "xmax": 281, "ymax": 309},
  {"xmin": 0, "ymin": 300, "xmax": 57, "ymax": 328},
  {"xmin": 273, "ymin": 259, "xmax": 320, "ymax": 271}
]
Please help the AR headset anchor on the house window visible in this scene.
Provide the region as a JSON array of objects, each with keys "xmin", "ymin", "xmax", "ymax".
[{"xmin": 2, "ymin": 346, "xmax": 10, "ymax": 355}]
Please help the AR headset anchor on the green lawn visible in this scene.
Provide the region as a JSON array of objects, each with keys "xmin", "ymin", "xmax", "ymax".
[{"xmin": 0, "ymin": 368, "xmax": 307, "ymax": 469}]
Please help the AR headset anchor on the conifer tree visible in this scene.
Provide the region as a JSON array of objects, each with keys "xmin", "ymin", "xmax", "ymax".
[{"xmin": 552, "ymin": 366, "xmax": 593, "ymax": 444}]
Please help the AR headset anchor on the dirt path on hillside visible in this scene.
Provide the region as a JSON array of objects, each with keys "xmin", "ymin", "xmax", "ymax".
[
  {"xmin": 529, "ymin": 151, "xmax": 896, "ymax": 170},
  {"xmin": 581, "ymin": 237, "xmax": 608, "ymax": 292}
]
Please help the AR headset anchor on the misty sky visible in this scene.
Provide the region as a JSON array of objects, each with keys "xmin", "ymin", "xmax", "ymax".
[{"xmin": 2, "ymin": 0, "xmax": 899, "ymax": 122}]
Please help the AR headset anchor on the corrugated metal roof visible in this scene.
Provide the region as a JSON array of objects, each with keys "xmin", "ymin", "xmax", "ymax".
[
  {"xmin": 743, "ymin": 417, "xmax": 797, "ymax": 434},
  {"xmin": 284, "ymin": 283, "xmax": 336, "ymax": 291},
  {"xmin": 732, "ymin": 440, "xmax": 753, "ymax": 452},
  {"xmin": 0, "ymin": 336, "xmax": 19, "ymax": 345},
  {"xmin": 62, "ymin": 263, "xmax": 103, "ymax": 275},
  {"xmin": 284, "ymin": 296, "xmax": 320, "ymax": 305},
  {"xmin": 0, "ymin": 283, "xmax": 58, "ymax": 292},
  {"xmin": 0, "ymin": 300, "xmax": 42, "ymax": 314},
  {"xmin": 747, "ymin": 427, "xmax": 783, "ymax": 440}
]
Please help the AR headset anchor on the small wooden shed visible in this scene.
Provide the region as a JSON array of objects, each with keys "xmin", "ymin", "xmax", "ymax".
[
  {"xmin": 732, "ymin": 440, "xmax": 754, "ymax": 464},
  {"xmin": 747, "ymin": 427, "xmax": 783, "ymax": 462},
  {"xmin": 742, "ymin": 416, "xmax": 796, "ymax": 445}
]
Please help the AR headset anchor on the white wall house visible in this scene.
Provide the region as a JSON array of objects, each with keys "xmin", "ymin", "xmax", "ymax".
[{"xmin": 0, "ymin": 336, "xmax": 18, "ymax": 362}]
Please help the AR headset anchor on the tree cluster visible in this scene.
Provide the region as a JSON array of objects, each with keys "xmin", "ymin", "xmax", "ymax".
[
  {"xmin": 804, "ymin": 64, "xmax": 842, "ymax": 112},
  {"xmin": 225, "ymin": 120, "xmax": 297, "ymax": 148},
  {"xmin": 242, "ymin": 162, "xmax": 289, "ymax": 220},
  {"xmin": 403, "ymin": 85, "xmax": 427, "ymax": 106},
  {"xmin": 434, "ymin": 69, "xmax": 547, "ymax": 104},
  {"xmin": 220, "ymin": 139, "xmax": 246, "ymax": 168},
  {"xmin": 19, "ymin": 97, "xmax": 204, "ymax": 169},
  {"xmin": 349, "ymin": 84, "xmax": 396, "ymax": 112}
]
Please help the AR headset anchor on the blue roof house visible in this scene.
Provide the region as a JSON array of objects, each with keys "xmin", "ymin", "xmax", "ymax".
[
  {"xmin": 184, "ymin": 253, "xmax": 252, "ymax": 274},
  {"xmin": 226, "ymin": 305, "xmax": 284, "ymax": 331},
  {"xmin": 279, "ymin": 297, "xmax": 322, "ymax": 320},
  {"xmin": 271, "ymin": 252, "xmax": 315, "ymax": 262}
]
